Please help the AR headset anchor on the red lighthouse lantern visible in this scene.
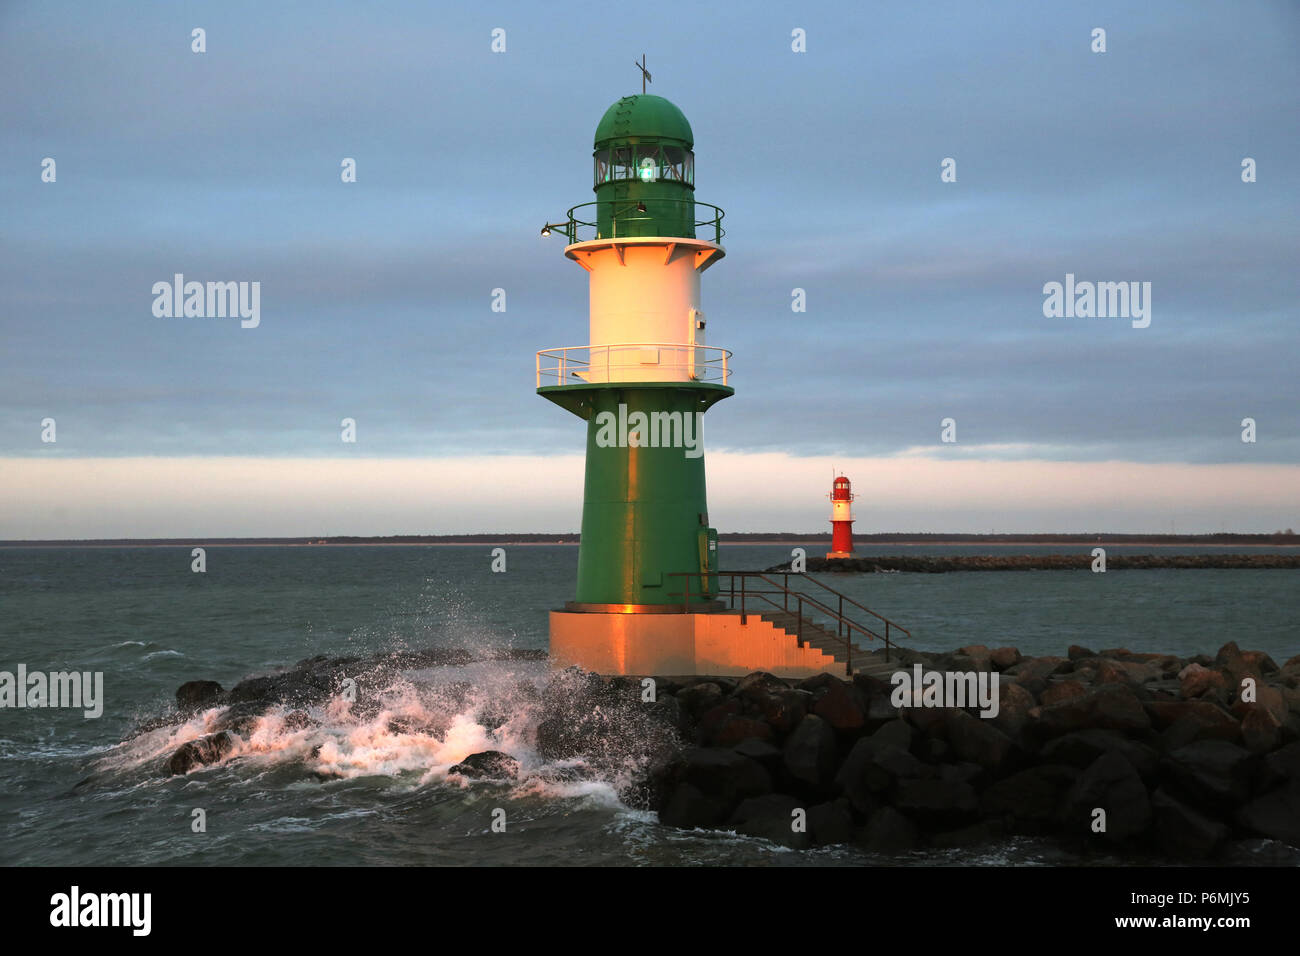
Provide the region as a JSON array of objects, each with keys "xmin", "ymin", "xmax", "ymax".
[{"xmin": 827, "ymin": 474, "xmax": 856, "ymax": 559}]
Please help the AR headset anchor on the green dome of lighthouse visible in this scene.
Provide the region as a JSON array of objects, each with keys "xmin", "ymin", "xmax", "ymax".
[{"xmin": 594, "ymin": 94, "xmax": 693, "ymax": 148}]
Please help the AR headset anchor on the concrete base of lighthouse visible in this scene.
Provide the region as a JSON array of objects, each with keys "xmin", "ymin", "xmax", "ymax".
[
  {"xmin": 825, "ymin": 551, "xmax": 858, "ymax": 560},
  {"xmin": 548, "ymin": 609, "xmax": 847, "ymax": 679}
]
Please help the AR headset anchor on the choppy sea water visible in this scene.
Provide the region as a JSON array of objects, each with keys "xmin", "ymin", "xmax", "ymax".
[{"xmin": 1, "ymin": 544, "xmax": 1297, "ymax": 866}]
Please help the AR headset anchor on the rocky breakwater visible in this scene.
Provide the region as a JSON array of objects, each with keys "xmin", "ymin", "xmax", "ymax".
[
  {"xmin": 773, "ymin": 554, "xmax": 1300, "ymax": 573},
  {"xmin": 149, "ymin": 642, "xmax": 1300, "ymax": 860},
  {"xmin": 637, "ymin": 641, "xmax": 1300, "ymax": 858}
]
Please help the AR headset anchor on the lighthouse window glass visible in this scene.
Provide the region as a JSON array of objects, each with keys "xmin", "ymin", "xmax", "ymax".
[
  {"xmin": 593, "ymin": 149, "xmax": 611, "ymax": 186},
  {"xmin": 661, "ymin": 146, "xmax": 686, "ymax": 182},
  {"xmin": 611, "ymin": 147, "xmax": 634, "ymax": 180}
]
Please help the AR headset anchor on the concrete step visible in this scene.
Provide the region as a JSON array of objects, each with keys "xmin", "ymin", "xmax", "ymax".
[{"xmin": 755, "ymin": 611, "xmax": 904, "ymax": 678}]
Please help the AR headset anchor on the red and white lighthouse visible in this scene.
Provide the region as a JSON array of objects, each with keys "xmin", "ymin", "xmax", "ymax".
[{"xmin": 827, "ymin": 474, "xmax": 856, "ymax": 559}]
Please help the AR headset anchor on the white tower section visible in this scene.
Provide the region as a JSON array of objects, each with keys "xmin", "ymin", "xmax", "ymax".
[{"xmin": 542, "ymin": 236, "xmax": 727, "ymax": 385}]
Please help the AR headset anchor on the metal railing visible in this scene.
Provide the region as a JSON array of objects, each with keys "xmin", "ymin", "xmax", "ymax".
[
  {"xmin": 556, "ymin": 199, "xmax": 725, "ymax": 244},
  {"xmin": 667, "ymin": 571, "xmax": 909, "ymax": 675},
  {"xmin": 537, "ymin": 343, "xmax": 732, "ymax": 387}
]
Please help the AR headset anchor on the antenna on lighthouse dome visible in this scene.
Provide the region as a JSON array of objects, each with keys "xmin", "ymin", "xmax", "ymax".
[{"xmin": 634, "ymin": 54, "xmax": 652, "ymax": 94}]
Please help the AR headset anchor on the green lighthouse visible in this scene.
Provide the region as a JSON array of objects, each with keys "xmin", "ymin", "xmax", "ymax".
[{"xmin": 539, "ymin": 91, "xmax": 730, "ymax": 619}]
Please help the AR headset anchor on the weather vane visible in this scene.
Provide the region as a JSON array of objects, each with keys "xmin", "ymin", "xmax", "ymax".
[{"xmin": 634, "ymin": 54, "xmax": 651, "ymax": 94}]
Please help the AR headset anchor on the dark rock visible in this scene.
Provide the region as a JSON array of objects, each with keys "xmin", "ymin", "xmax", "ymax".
[
  {"xmin": 871, "ymin": 718, "xmax": 914, "ymax": 752},
  {"xmin": 1179, "ymin": 663, "xmax": 1226, "ymax": 699},
  {"xmin": 857, "ymin": 806, "xmax": 919, "ymax": 853},
  {"xmin": 731, "ymin": 737, "xmax": 783, "ymax": 771},
  {"xmin": 1095, "ymin": 658, "xmax": 1137, "ymax": 686},
  {"xmin": 448, "ymin": 750, "xmax": 520, "ymax": 780},
  {"xmin": 209, "ymin": 704, "xmax": 262, "ymax": 736},
  {"xmin": 1062, "ymin": 751, "xmax": 1152, "ymax": 843},
  {"xmin": 647, "ymin": 693, "xmax": 691, "ymax": 735},
  {"xmin": 1232, "ymin": 684, "xmax": 1290, "ymax": 725},
  {"xmin": 1068, "ymin": 645, "xmax": 1096, "ymax": 661},
  {"xmin": 678, "ymin": 746, "xmax": 772, "ymax": 803},
  {"xmin": 677, "ymin": 681, "xmax": 724, "ymax": 717},
  {"xmin": 928, "ymin": 821, "xmax": 999, "ymax": 849},
  {"xmin": 660, "ymin": 782, "xmax": 730, "ymax": 828},
  {"xmin": 1162, "ymin": 740, "xmax": 1256, "ymax": 810},
  {"xmin": 945, "ymin": 710, "xmax": 1016, "ymax": 772},
  {"xmin": 864, "ymin": 748, "xmax": 933, "ymax": 792},
  {"xmin": 938, "ymin": 761, "xmax": 985, "ymax": 786},
  {"xmin": 809, "ymin": 678, "xmax": 867, "ymax": 731},
  {"xmin": 1239, "ymin": 650, "xmax": 1276, "ymax": 674},
  {"xmin": 1151, "ymin": 787, "xmax": 1228, "ymax": 859},
  {"xmin": 991, "ymin": 681, "xmax": 1037, "ymax": 741},
  {"xmin": 1235, "ymin": 780, "xmax": 1300, "ymax": 848},
  {"xmin": 864, "ymin": 691, "xmax": 902, "ymax": 726},
  {"xmin": 1037, "ymin": 684, "xmax": 1150, "ymax": 738},
  {"xmin": 282, "ymin": 710, "xmax": 314, "ymax": 731},
  {"xmin": 808, "ymin": 799, "xmax": 856, "ymax": 845},
  {"xmin": 709, "ymin": 715, "xmax": 774, "ymax": 748},
  {"xmin": 1149, "ymin": 700, "xmax": 1241, "ymax": 749},
  {"xmin": 1216, "ymin": 641, "xmax": 1260, "ymax": 689},
  {"xmin": 1040, "ymin": 680, "xmax": 1088, "ymax": 707},
  {"xmin": 980, "ymin": 764, "xmax": 1079, "ymax": 833},
  {"xmin": 1147, "ymin": 698, "xmax": 1236, "ymax": 732},
  {"xmin": 893, "ymin": 777, "xmax": 979, "ymax": 827},
  {"xmin": 990, "ymin": 647, "xmax": 1022, "ymax": 671},
  {"xmin": 175, "ymin": 680, "xmax": 224, "ymax": 710},
  {"xmin": 1009, "ymin": 656, "xmax": 1069, "ymax": 683},
  {"xmin": 782, "ymin": 714, "xmax": 838, "ymax": 789},
  {"xmin": 734, "ymin": 671, "xmax": 789, "ymax": 698},
  {"xmin": 168, "ymin": 732, "xmax": 235, "ymax": 775},
  {"xmin": 727, "ymin": 793, "xmax": 811, "ymax": 849},
  {"xmin": 1240, "ymin": 706, "xmax": 1282, "ymax": 755},
  {"xmin": 1262, "ymin": 741, "xmax": 1300, "ymax": 787},
  {"xmin": 1040, "ymin": 729, "xmax": 1159, "ymax": 786}
]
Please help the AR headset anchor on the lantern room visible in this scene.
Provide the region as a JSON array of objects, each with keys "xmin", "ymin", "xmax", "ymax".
[{"xmin": 592, "ymin": 94, "xmax": 696, "ymax": 239}]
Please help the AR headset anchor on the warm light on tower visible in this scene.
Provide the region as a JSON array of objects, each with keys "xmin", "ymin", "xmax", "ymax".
[{"xmin": 827, "ymin": 474, "xmax": 857, "ymax": 559}]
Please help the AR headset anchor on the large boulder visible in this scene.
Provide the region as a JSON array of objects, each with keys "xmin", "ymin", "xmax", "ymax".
[
  {"xmin": 1151, "ymin": 787, "xmax": 1228, "ymax": 859},
  {"xmin": 448, "ymin": 750, "xmax": 520, "ymax": 780},
  {"xmin": 945, "ymin": 710, "xmax": 1017, "ymax": 773},
  {"xmin": 175, "ymin": 680, "xmax": 224, "ymax": 710},
  {"xmin": 990, "ymin": 681, "xmax": 1037, "ymax": 741},
  {"xmin": 1040, "ymin": 729, "xmax": 1159, "ymax": 786},
  {"xmin": 1235, "ymin": 780, "xmax": 1300, "ymax": 848},
  {"xmin": 1009, "ymin": 656, "xmax": 1069, "ymax": 683},
  {"xmin": 727, "ymin": 793, "xmax": 812, "ymax": 849},
  {"xmin": 675, "ymin": 746, "xmax": 772, "ymax": 804},
  {"xmin": 808, "ymin": 678, "xmax": 868, "ymax": 731},
  {"xmin": 990, "ymin": 647, "xmax": 1022, "ymax": 671},
  {"xmin": 1036, "ymin": 684, "xmax": 1150, "ymax": 738},
  {"xmin": 1062, "ymin": 751, "xmax": 1152, "ymax": 844},
  {"xmin": 1240, "ymin": 706, "xmax": 1282, "ymax": 755},
  {"xmin": 168, "ymin": 731, "xmax": 235, "ymax": 775},
  {"xmin": 856, "ymin": 806, "xmax": 919, "ymax": 853},
  {"xmin": 980, "ymin": 764, "xmax": 1079, "ymax": 833},
  {"xmin": 892, "ymin": 777, "xmax": 979, "ymax": 828},
  {"xmin": 782, "ymin": 714, "xmax": 838, "ymax": 789},
  {"xmin": 676, "ymin": 681, "xmax": 724, "ymax": 718},
  {"xmin": 1178, "ymin": 663, "xmax": 1226, "ymax": 700},
  {"xmin": 807, "ymin": 799, "xmax": 856, "ymax": 846},
  {"xmin": 1039, "ymin": 680, "xmax": 1088, "ymax": 707},
  {"xmin": 834, "ymin": 721, "xmax": 914, "ymax": 813},
  {"xmin": 1162, "ymin": 740, "xmax": 1256, "ymax": 810},
  {"xmin": 659, "ymin": 782, "xmax": 730, "ymax": 828}
]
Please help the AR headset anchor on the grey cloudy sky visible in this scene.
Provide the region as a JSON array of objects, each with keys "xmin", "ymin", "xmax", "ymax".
[{"xmin": 2, "ymin": 1, "xmax": 1297, "ymax": 535}]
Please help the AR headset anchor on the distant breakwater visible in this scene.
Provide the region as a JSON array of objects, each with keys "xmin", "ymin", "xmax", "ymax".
[
  {"xmin": 141, "ymin": 640, "xmax": 1300, "ymax": 862},
  {"xmin": 769, "ymin": 554, "xmax": 1300, "ymax": 573}
]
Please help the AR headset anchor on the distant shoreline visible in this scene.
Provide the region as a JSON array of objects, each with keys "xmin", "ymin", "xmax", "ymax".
[{"xmin": 2, "ymin": 533, "xmax": 1298, "ymax": 549}]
